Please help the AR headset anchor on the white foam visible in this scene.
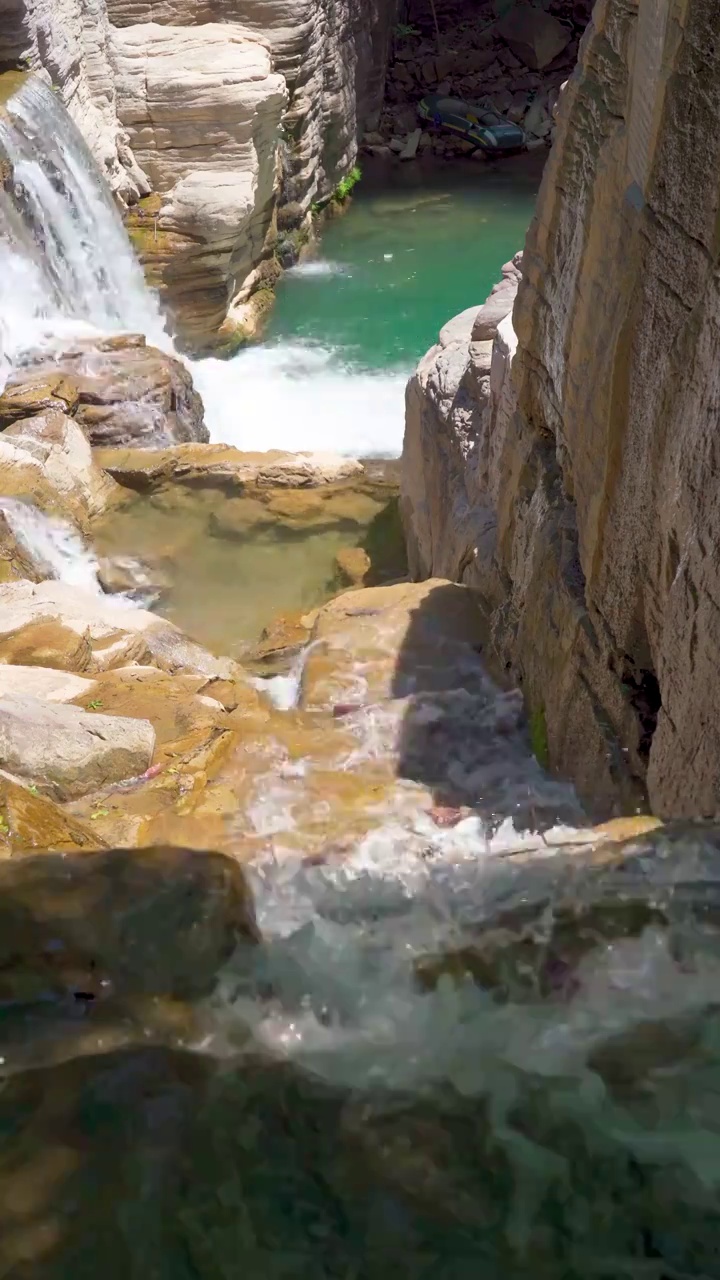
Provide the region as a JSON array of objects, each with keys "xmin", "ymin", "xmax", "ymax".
[
  {"xmin": 192, "ymin": 340, "xmax": 407, "ymax": 458},
  {"xmin": 0, "ymin": 77, "xmax": 166, "ymax": 384},
  {"xmin": 0, "ymin": 498, "xmax": 102, "ymax": 593},
  {"xmin": 285, "ymin": 260, "xmax": 348, "ymax": 278}
]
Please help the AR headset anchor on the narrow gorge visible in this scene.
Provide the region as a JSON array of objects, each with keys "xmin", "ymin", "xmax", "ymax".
[{"xmin": 1, "ymin": 0, "xmax": 720, "ymax": 1275}]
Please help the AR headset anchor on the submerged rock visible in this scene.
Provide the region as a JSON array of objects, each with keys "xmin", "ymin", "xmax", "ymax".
[{"xmin": 96, "ymin": 553, "xmax": 172, "ymax": 603}]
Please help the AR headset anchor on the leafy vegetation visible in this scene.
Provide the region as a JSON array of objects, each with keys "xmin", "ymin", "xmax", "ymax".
[
  {"xmin": 333, "ymin": 166, "xmax": 362, "ymax": 203},
  {"xmin": 394, "ymin": 22, "xmax": 420, "ymax": 38}
]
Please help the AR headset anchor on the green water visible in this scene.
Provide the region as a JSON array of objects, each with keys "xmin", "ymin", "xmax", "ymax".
[{"xmin": 268, "ymin": 154, "xmax": 544, "ymax": 371}]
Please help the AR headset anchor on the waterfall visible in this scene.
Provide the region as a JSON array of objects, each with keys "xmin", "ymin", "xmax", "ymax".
[
  {"xmin": 0, "ymin": 497, "xmax": 103, "ymax": 593},
  {"xmin": 0, "ymin": 73, "xmax": 404, "ymax": 457},
  {"xmin": 0, "ymin": 76, "xmax": 165, "ymax": 378}
]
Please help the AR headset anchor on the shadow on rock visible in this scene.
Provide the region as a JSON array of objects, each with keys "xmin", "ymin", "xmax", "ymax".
[{"xmin": 390, "ymin": 581, "xmax": 584, "ymax": 830}]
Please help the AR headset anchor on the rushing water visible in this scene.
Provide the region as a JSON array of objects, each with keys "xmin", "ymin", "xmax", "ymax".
[
  {"xmin": 194, "ymin": 156, "xmax": 542, "ymax": 457},
  {"xmin": 0, "ymin": 76, "xmax": 165, "ymax": 382},
  {"xmin": 4, "ymin": 70, "xmax": 718, "ymax": 1280},
  {"xmin": 0, "ymin": 78, "xmax": 540, "ymax": 460},
  {"xmin": 0, "ymin": 496, "xmax": 103, "ymax": 592}
]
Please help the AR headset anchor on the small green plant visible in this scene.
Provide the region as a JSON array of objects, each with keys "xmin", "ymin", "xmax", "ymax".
[
  {"xmin": 87, "ymin": 698, "xmax": 103, "ymax": 710},
  {"xmin": 90, "ymin": 808, "xmax": 110, "ymax": 821},
  {"xmin": 529, "ymin": 703, "xmax": 549, "ymax": 769},
  {"xmin": 0, "ymin": 814, "xmax": 9, "ymax": 836},
  {"xmin": 27, "ymin": 785, "xmax": 38, "ymax": 796},
  {"xmin": 394, "ymin": 22, "xmax": 420, "ymax": 38},
  {"xmin": 333, "ymin": 166, "xmax": 362, "ymax": 203}
]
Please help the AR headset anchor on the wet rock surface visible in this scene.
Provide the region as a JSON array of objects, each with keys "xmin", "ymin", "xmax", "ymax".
[
  {"xmin": 0, "ymin": 336, "xmax": 208, "ymax": 448},
  {"xmin": 0, "ymin": 411, "xmax": 124, "ymax": 532},
  {"xmin": 1, "ymin": 825, "xmax": 720, "ymax": 1277}
]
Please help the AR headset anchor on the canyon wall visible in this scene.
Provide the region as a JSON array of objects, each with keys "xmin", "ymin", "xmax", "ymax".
[
  {"xmin": 403, "ymin": 0, "xmax": 720, "ymax": 820},
  {"xmin": 0, "ymin": 0, "xmax": 396, "ymax": 350}
]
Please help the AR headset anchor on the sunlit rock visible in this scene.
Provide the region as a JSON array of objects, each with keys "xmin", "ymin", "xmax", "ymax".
[
  {"xmin": 0, "ymin": 694, "xmax": 155, "ymax": 800},
  {"xmin": 0, "ymin": 336, "xmax": 207, "ymax": 448},
  {"xmin": 0, "ymin": 411, "xmax": 124, "ymax": 533}
]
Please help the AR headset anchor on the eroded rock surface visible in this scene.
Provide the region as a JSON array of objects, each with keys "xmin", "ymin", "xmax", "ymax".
[
  {"xmin": 2, "ymin": 0, "xmax": 397, "ymax": 349},
  {"xmin": 0, "ymin": 694, "xmax": 155, "ymax": 799},
  {"xmin": 0, "ymin": 410, "xmax": 123, "ymax": 531},
  {"xmin": 0, "ymin": 336, "xmax": 207, "ymax": 448},
  {"xmin": 402, "ymin": 0, "xmax": 720, "ymax": 820}
]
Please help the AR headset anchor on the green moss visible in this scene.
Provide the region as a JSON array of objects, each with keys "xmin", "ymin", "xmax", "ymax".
[
  {"xmin": 529, "ymin": 703, "xmax": 550, "ymax": 769},
  {"xmin": 333, "ymin": 165, "xmax": 362, "ymax": 203}
]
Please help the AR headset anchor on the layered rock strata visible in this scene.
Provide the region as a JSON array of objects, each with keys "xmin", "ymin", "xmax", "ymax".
[
  {"xmin": 402, "ymin": 0, "xmax": 720, "ymax": 820},
  {"xmin": 0, "ymin": 336, "xmax": 207, "ymax": 447},
  {"xmin": 0, "ymin": 1, "xmax": 397, "ymax": 349}
]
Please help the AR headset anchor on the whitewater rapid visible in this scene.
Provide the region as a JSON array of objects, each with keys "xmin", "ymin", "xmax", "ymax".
[
  {"xmin": 0, "ymin": 77, "xmax": 406, "ymax": 458},
  {"xmin": 191, "ymin": 341, "xmax": 407, "ymax": 458}
]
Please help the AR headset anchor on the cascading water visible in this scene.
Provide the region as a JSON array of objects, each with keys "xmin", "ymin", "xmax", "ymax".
[
  {"xmin": 0, "ymin": 75, "xmax": 165, "ymax": 381},
  {"xmin": 1, "ymin": 71, "xmax": 719, "ymax": 1275},
  {"xmin": 0, "ymin": 496, "xmax": 104, "ymax": 592},
  {"xmin": 0, "ymin": 75, "xmax": 401, "ymax": 456}
]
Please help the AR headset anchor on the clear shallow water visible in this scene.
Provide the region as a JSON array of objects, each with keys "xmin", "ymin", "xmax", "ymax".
[
  {"xmin": 192, "ymin": 155, "xmax": 543, "ymax": 457},
  {"xmin": 93, "ymin": 482, "xmax": 404, "ymax": 654}
]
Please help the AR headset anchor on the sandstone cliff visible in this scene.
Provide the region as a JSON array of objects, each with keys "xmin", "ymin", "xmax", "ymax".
[
  {"xmin": 403, "ymin": 0, "xmax": 720, "ymax": 820},
  {"xmin": 1, "ymin": 0, "xmax": 396, "ymax": 350}
]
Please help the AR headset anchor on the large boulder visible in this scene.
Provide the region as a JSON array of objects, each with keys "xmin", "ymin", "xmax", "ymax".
[
  {"xmin": 0, "ymin": 694, "xmax": 155, "ymax": 799},
  {"xmin": 0, "ymin": 580, "xmax": 240, "ymax": 679},
  {"xmin": 0, "ymin": 842, "xmax": 258, "ymax": 1001},
  {"xmin": 497, "ymin": 2, "xmax": 572, "ymax": 70},
  {"xmin": 0, "ymin": 410, "xmax": 124, "ymax": 531},
  {"xmin": 0, "ymin": 335, "xmax": 208, "ymax": 448},
  {"xmin": 401, "ymin": 256, "xmax": 523, "ymax": 588}
]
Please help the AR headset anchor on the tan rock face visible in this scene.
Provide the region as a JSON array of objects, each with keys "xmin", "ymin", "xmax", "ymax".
[
  {"xmin": 401, "ymin": 255, "xmax": 522, "ymax": 589},
  {"xmin": 0, "ymin": 410, "xmax": 124, "ymax": 532},
  {"xmin": 402, "ymin": 0, "xmax": 720, "ymax": 820},
  {"xmin": 3, "ymin": 2, "xmax": 397, "ymax": 350},
  {"xmin": 113, "ymin": 23, "xmax": 287, "ymax": 351},
  {"xmin": 0, "ymin": 336, "xmax": 207, "ymax": 448},
  {"xmin": 0, "ymin": 580, "xmax": 241, "ymax": 679},
  {"xmin": 95, "ymin": 442, "xmax": 364, "ymax": 492},
  {"xmin": 0, "ymin": 694, "xmax": 155, "ymax": 800}
]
